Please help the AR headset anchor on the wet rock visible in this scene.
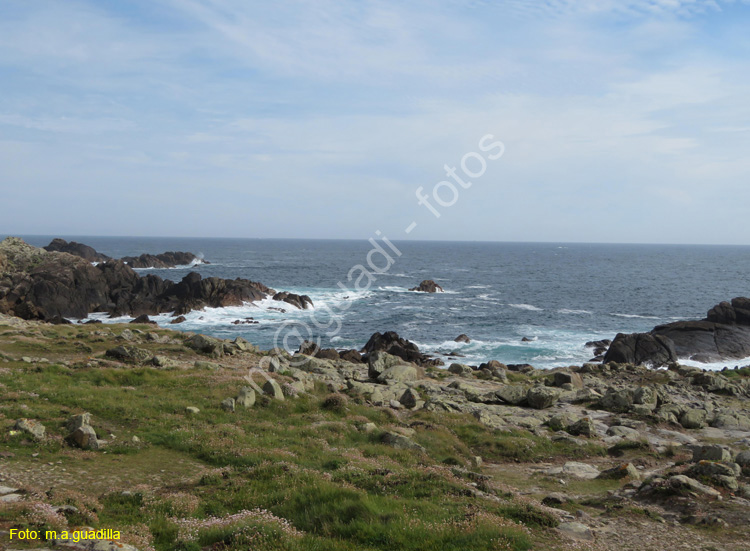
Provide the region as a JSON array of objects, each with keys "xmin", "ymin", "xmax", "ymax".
[
  {"xmin": 409, "ymin": 279, "xmax": 443, "ymax": 293},
  {"xmin": 170, "ymin": 315, "xmax": 187, "ymax": 324},
  {"xmin": 454, "ymin": 334, "xmax": 471, "ymax": 343}
]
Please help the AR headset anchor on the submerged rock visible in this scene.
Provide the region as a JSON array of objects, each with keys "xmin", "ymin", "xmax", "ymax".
[{"xmin": 409, "ymin": 280, "xmax": 444, "ymax": 293}]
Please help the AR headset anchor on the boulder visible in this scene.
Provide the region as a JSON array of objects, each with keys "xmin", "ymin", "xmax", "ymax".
[
  {"xmin": 186, "ymin": 334, "xmax": 225, "ymax": 357},
  {"xmin": 409, "ymin": 279, "xmax": 444, "ymax": 293},
  {"xmin": 553, "ymin": 371, "xmax": 584, "ymax": 389},
  {"xmin": 104, "ymin": 345, "xmax": 152, "ymax": 364},
  {"xmin": 170, "ymin": 315, "xmax": 187, "ymax": 324},
  {"xmin": 598, "ymin": 388, "xmax": 634, "ymax": 413},
  {"xmin": 13, "ymin": 418, "xmax": 46, "ymax": 440},
  {"xmin": 263, "ymin": 379, "xmax": 285, "ymax": 400},
  {"xmin": 448, "ymin": 363, "xmax": 473, "ymax": 376},
  {"xmin": 130, "ymin": 314, "xmax": 156, "ymax": 324},
  {"xmin": 220, "ymin": 398, "xmax": 236, "ymax": 412},
  {"xmin": 377, "ymin": 364, "xmax": 418, "ymax": 383},
  {"xmin": 526, "ymin": 386, "xmax": 560, "ymax": 409},
  {"xmin": 367, "ymin": 350, "xmax": 401, "ymax": 379},
  {"xmin": 381, "ymin": 431, "xmax": 426, "ymax": 452},
  {"xmin": 67, "ymin": 425, "xmax": 99, "ymax": 450},
  {"xmin": 454, "ymin": 334, "xmax": 471, "ymax": 343},
  {"xmin": 495, "ymin": 385, "xmax": 528, "ymax": 406},
  {"xmin": 680, "ymin": 409, "xmax": 708, "ymax": 429},
  {"xmin": 362, "ymin": 331, "xmax": 438, "ymax": 366},
  {"xmin": 568, "ymin": 417, "xmax": 596, "ymax": 437},
  {"xmin": 692, "ymin": 445, "xmax": 732, "ymax": 463},
  {"xmin": 236, "ymin": 387, "xmax": 256, "ymax": 408},
  {"xmin": 603, "ymin": 333, "xmax": 677, "ymax": 366},
  {"xmin": 597, "ymin": 463, "xmax": 640, "ymax": 480}
]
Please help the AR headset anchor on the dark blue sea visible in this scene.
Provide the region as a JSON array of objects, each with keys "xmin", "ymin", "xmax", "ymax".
[{"xmin": 16, "ymin": 236, "xmax": 750, "ymax": 369}]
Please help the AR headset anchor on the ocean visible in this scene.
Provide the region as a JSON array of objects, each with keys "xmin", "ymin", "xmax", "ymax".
[{"xmin": 16, "ymin": 235, "xmax": 750, "ymax": 370}]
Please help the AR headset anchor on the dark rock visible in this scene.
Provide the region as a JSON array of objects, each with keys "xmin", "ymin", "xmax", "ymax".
[
  {"xmin": 317, "ymin": 348, "xmax": 340, "ymax": 361},
  {"xmin": 362, "ymin": 331, "xmax": 436, "ymax": 366},
  {"xmin": 507, "ymin": 364, "xmax": 535, "ymax": 373},
  {"xmin": 454, "ymin": 334, "xmax": 471, "ymax": 343},
  {"xmin": 0, "ymin": 238, "xmax": 295, "ymax": 322},
  {"xmin": 521, "ymin": 337, "xmax": 532, "ymax": 342},
  {"xmin": 105, "ymin": 345, "xmax": 153, "ymax": 364},
  {"xmin": 48, "ymin": 315, "xmax": 72, "ymax": 325},
  {"xmin": 170, "ymin": 315, "xmax": 187, "ymax": 324},
  {"xmin": 130, "ymin": 314, "xmax": 156, "ymax": 325},
  {"xmin": 273, "ymin": 292, "xmax": 313, "ymax": 310},
  {"xmin": 606, "ymin": 298, "xmax": 750, "ymax": 365},
  {"xmin": 298, "ymin": 340, "xmax": 321, "ymax": 357},
  {"xmin": 339, "ymin": 349, "xmax": 363, "ymax": 363},
  {"xmin": 44, "ymin": 238, "xmax": 111, "ymax": 262},
  {"xmin": 409, "ymin": 279, "xmax": 444, "ymax": 293},
  {"xmin": 121, "ymin": 251, "xmax": 206, "ymax": 269},
  {"xmin": 603, "ymin": 333, "xmax": 677, "ymax": 367},
  {"xmin": 553, "ymin": 371, "xmax": 584, "ymax": 389}
]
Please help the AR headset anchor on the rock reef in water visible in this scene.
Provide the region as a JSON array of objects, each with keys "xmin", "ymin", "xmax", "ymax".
[
  {"xmin": 0, "ymin": 237, "xmax": 311, "ymax": 321},
  {"xmin": 604, "ymin": 298, "xmax": 750, "ymax": 366}
]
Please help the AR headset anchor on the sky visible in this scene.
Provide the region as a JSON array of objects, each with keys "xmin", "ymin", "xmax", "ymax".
[{"xmin": 1, "ymin": 0, "xmax": 750, "ymax": 244}]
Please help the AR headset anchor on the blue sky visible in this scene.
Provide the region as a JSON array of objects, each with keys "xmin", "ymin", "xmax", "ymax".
[{"xmin": 1, "ymin": 0, "xmax": 750, "ymax": 244}]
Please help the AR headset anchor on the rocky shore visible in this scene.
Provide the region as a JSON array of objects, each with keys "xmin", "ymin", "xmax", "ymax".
[
  {"xmin": 0, "ymin": 238, "xmax": 311, "ymax": 322},
  {"xmin": 1, "ymin": 313, "xmax": 749, "ymax": 551}
]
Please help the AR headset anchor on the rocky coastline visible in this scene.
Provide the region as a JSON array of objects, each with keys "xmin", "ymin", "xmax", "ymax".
[
  {"xmin": 2, "ymin": 238, "xmax": 750, "ymax": 550},
  {"xmin": 1, "ymin": 314, "xmax": 749, "ymax": 550}
]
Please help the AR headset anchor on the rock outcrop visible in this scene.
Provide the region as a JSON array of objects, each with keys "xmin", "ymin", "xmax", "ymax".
[
  {"xmin": 409, "ymin": 280, "xmax": 444, "ymax": 293},
  {"xmin": 0, "ymin": 237, "xmax": 309, "ymax": 321},
  {"xmin": 603, "ymin": 298, "xmax": 750, "ymax": 365},
  {"xmin": 45, "ymin": 238, "xmax": 206, "ymax": 268},
  {"xmin": 44, "ymin": 238, "xmax": 111, "ymax": 262},
  {"xmin": 361, "ymin": 331, "xmax": 442, "ymax": 367}
]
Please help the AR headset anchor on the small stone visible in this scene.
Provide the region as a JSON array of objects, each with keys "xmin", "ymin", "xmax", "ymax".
[
  {"xmin": 220, "ymin": 398, "xmax": 236, "ymax": 412},
  {"xmin": 185, "ymin": 406, "xmax": 200, "ymax": 415},
  {"xmin": 598, "ymin": 463, "xmax": 640, "ymax": 480}
]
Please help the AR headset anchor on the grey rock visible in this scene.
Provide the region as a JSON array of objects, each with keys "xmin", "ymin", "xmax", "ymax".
[
  {"xmin": 68, "ymin": 425, "xmax": 99, "ymax": 450},
  {"xmin": 377, "ymin": 364, "xmax": 418, "ymax": 383},
  {"xmin": 495, "ymin": 385, "xmax": 528, "ymax": 405},
  {"xmin": 667, "ymin": 475, "xmax": 721, "ymax": 497},
  {"xmin": 13, "ymin": 418, "xmax": 46, "ymax": 440},
  {"xmin": 263, "ymin": 379, "xmax": 285, "ymax": 400},
  {"xmin": 692, "ymin": 444, "xmax": 732, "ymax": 463},
  {"xmin": 547, "ymin": 461, "xmax": 600, "ymax": 479},
  {"xmin": 598, "ymin": 388, "xmax": 634, "ymax": 413},
  {"xmin": 526, "ymin": 386, "xmax": 560, "ymax": 409},
  {"xmin": 557, "ymin": 522, "xmax": 594, "ymax": 541},
  {"xmin": 105, "ymin": 345, "xmax": 152, "ymax": 363},
  {"xmin": 553, "ymin": 371, "xmax": 584, "ymax": 389},
  {"xmin": 381, "ymin": 431, "xmax": 425, "ymax": 452},
  {"xmin": 680, "ymin": 409, "xmax": 708, "ymax": 429},
  {"xmin": 220, "ymin": 397, "xmax": 236, "ymax": 412},
  {"xmin": 568, "ymin": 417, "xmax": 595, "ymax": 437},
  {"xmin": 448, "ymin": 363, "xmax": 474, "ymax": 376},
  {"xmin": 598, "ymin": 463, "xmax": 640, "ymax": 480},
  {"xmin": 367, "ymin": 350, "xmax": 401, "ymax": 379},
  {"xmin": 235, "ymin": 387, "xmax": 256, "ymax": 408}
]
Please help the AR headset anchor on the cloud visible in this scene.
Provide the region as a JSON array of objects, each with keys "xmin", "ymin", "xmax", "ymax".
[{"xmin": 0, "ymin": 0, "xmax": 749, "ymax": 243}]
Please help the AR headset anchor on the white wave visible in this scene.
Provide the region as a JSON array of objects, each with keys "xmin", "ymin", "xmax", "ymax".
[
  {"xmin": 377, "ymin": 286, "xmax": 410, "ymax": 293},
  {"xmin": 508, "ymin": 303, "xmax": 543, "ymax": 311},
  {"xmin": 466, "ymin": 285, "xmax": 491, "ymax": 289},
  {"xmin": 610, "ymin": 313, "xmax": 661, "ymax": 320},
  {"xmin": 678, "ymin": 356, "xmax": 750, "ymax": 372},
  {"xmin": 558, "ymin": 309, "xmax": 593, "ymax": 315}
]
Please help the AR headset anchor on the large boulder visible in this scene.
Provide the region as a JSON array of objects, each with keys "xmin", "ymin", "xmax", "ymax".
[
  {"xmin": 121, "ymin": 251, "xmax": 205, "ymax": 269},
  {"xmin": 603, "ymin": 333, "xmax": 677, "ymax": 366},
  {"xmin": 362, "ymin": 331, "xmax": 438, "ymax": 366},
  {"xmin": 105, "ymin": 345, "xmax": 153, "ymax": 364},
  {"xmin": 527, "ymin": 386, "xmax": 560, "ymax": 409}
]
